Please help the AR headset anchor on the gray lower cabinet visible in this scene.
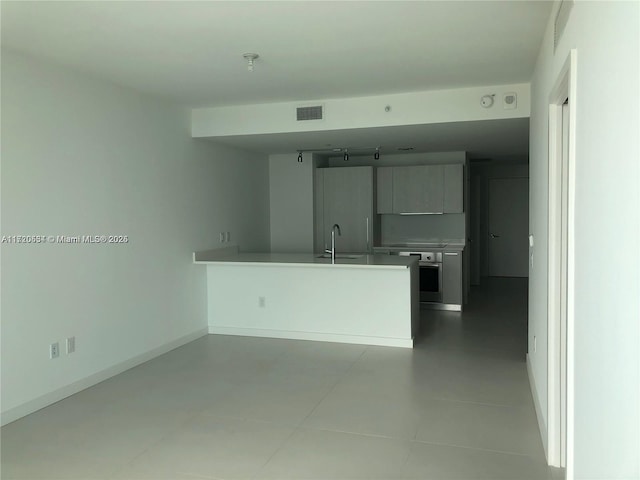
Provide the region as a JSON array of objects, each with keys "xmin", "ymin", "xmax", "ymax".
[
  {"xmin": 316, "ymin": 166, "xmax": 374, "ymax": 253},
  {"xmin": 392, "ymin": 165, "xmax": 444, "ymax": 214},
  {"xmin": 442, "ymin": 250, "xmax": 463, "ymax": 305}
]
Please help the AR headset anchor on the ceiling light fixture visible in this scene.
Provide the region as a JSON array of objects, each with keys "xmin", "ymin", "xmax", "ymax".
[
  {"xmin": 242, "ymin": 53, "xmax": 259, "ymax": 72},
  {"xmin": 294, "ymin": 146, "xmax": 383, "ymax": 163}
]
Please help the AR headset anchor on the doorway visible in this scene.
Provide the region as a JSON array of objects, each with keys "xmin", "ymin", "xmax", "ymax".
[
  {"xmin": 488, "ymin": 177, "xmax": 529, "ymax": 277},
  {"xmin": 547, "ymin": 49, "xmax": 576, "ymax": 475}
]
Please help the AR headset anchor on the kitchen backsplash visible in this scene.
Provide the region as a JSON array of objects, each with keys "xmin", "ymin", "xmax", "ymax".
[{"xmin": 380, "ymin": 214, "xmax": 465, "ymax": 245}]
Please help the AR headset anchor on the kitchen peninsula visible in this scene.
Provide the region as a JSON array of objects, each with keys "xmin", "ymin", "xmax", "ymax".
[{"xmin": 194, "ymin": 247, "xmax": 419, "ymax": 348}]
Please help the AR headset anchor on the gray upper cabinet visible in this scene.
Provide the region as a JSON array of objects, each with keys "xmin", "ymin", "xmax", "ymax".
[
  {"xmin": 376, "ymin": 167, "xmax": 393, "ymax": 214},
  {"xmin": 443, "ymin": 164, "xmax": 464, "ymax": 213},
  {"xmin": 376, "ymin": 163, "xmax": 463, "ymax": 215},
  {"xmin": 316, "ymin": 166, "xmax": 373, "ymax": 253},
  {"xmin": 392, "ymin": 165, "xmax": 444, "ymax": 214}
]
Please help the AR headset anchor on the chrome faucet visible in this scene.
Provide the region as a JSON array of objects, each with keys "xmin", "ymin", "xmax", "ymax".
[{"xmin": 325, "ymin": 224, "xmax": 342, "ymax": 263}]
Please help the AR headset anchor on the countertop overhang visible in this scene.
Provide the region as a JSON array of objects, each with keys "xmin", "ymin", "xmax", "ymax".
[
  {"xmin": 374, "ymin": 242, "xmax": 465, "ymax": 253},
  {"xmin": 193, "ymin": 249, "xmax": 418, "ymax": 269}
]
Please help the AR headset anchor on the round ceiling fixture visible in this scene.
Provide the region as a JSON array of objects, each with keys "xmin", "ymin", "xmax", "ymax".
[{"xmin": 243, "ymin": 53, "xmax": 259, "ymax": 72}]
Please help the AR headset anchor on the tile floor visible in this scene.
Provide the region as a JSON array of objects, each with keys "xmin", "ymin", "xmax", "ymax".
[{"xmin": 1, "ymin": 278, "xmax": 563, "ymax": 479}]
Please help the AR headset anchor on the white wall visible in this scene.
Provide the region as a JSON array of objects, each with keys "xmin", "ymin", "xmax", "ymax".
[
  {"xmin": 206, "ymin": 263, "xmax": 415, "ymax": 348},
  {"xmin": 528, "ymin": 2, "xmax": 639, "ymax": 478},
  {"xmin": 268, "ymin": 153, "xmax": 314, "ymax": 253},
  {"xmin": 0, "ymin": 50, "xmax": 271, "ymax": 423},
  {"xmin": 192, "ymin": 84, "xmax": 530, "ymax": 138}
]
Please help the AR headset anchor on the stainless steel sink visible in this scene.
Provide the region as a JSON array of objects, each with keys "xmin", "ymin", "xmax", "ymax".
[{"xmin": 316, "ymin": 254, "xmax": 363, "ymax": 259}]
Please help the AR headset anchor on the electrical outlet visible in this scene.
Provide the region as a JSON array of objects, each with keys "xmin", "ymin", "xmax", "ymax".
[
  {"xmin": 219, "ymin": 232, "xmax": 225, "ymax": 243},
  {"xmin": 66, "ymin": 336, "xmax": 75, "ymax": 354},
  {"xmin": 226, "ymin": 232, "xmax": 231, "ymax": 242},
  {"xmin": 50, "ymin": 342, "xmax": 60, "ymax": 359},
  {"xmin": 258, "ymin": 296, "xmax": 266, "ymax": 308},
  {"xmin": 533, "ymin": 336, "xmax": 537, "ymax": 353}
]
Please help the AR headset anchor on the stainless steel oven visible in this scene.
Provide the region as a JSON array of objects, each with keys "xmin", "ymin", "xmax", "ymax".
[{"xmin": 396, "ymin": 251, "xmax": 443, "ymax": 303}]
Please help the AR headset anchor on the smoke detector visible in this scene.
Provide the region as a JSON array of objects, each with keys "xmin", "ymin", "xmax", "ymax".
[{"xmin": 480, "ymin": 94, "xmax": 495, "ymax": 108}]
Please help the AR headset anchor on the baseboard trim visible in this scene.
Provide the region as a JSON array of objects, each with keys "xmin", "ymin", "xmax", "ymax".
[
  {"xmin": 1, "ymin": 328, "xmax": 208, "ymax": 426},
  {"xmin": 208, "ymin": 326, "xmax": 413, "ymax": 348},
  {"xmin": 527, "ymin": 353, "xmax": 549, "ymax": 460}
]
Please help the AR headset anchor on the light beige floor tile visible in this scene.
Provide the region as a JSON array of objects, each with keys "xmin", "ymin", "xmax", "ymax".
[
  {"xmin": 415, "ymin": 398, "xmax": 544, "ymax": 456},
  {"xmin": 202, "ymin": 376, "xmax": 333, "ymax": 426},
  {"xmin": 302, "ymin": 381, "xmax": 422, "ymax": 439},
  {"xmin": 2, "ymin": 405, "xmax": 194, "ymax": 476},
  {"xmin": 261, "ymin": 340, "xmax": 365, "ymax": 388},
  {"xmin": 2, "ymin": 278, "xmax": 549, "ymax": 480},
  {"xmin": 256, "ymin": 427, "xmax": 412, "ymax": 479},
  {"xmin": 413, "ymin": 350, "xmax": 533, "ymax": 407},
  {"xmin": 111, "ymin": 463, "xmax": 223, "ymax": 479},
  {"xmin": 62, "ymin": 406, "xmax": 194, "ymax": 462},
  {"xmin": 401, "ymin": 441, "xmax": 553, "ymax": 480},
  {"xmin": 124, "ymin": 414, "xmax": 294, "ymax": 479},
  {"xmin": 1, "ymin": 450, "xmax": 118, "ymax": 480}
]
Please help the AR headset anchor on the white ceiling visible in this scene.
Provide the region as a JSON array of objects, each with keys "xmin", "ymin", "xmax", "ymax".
[{"xmin": 1, "ymin": 1, "xmax": 552, "ymax": 160}]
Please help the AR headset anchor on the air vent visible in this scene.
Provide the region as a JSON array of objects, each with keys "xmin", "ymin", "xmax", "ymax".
[
  {"xmin": 554, "ymin": 0, "xmax": 573, "ymax": 52},
  {"xmin": 296, "ymin": 105, "xmax": 323, "ymax": 121}
]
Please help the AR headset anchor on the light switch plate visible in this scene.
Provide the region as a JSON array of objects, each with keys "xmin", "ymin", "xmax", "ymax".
[{"xmin": 66, "ymin": 336, "xmax": 75, "ymax": 354}]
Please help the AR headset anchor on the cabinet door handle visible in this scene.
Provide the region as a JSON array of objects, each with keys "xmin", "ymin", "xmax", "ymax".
[
  {"xmin": 445, "ymin": 252, "xmax": 458, "ymax": 256},
  {"xmin": 366, "ymin": 217, "xmax": 370, "ymax": 251}
]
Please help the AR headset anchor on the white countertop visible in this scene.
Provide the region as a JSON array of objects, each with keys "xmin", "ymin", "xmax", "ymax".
[{"xmin": 193, "ymin": 249, "xmax": 418, "ymax": 269}]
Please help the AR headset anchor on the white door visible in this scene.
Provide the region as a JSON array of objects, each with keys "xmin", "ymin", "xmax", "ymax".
[{"xmin": 488, "ymin": 177, "xmax": 529, "ymax": 277}]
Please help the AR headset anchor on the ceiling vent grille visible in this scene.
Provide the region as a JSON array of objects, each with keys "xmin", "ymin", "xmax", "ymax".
[
  {"xmin": 554, "ymin": 0, "xmax": 573, "ymax": 53},
  {"xmin": 296, "ymin": 105, "xmax": 323, "ymax": 121}
]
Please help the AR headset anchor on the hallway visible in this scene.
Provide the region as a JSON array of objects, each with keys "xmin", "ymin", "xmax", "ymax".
[{"xmin": 1, "ymin": 278, "xmax": 560, "ymax": 479}]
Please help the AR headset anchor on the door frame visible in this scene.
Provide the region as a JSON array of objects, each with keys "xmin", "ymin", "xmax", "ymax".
[{"xmin": 547, "ymin": 49, "xmax": 577, "ymax": 476}]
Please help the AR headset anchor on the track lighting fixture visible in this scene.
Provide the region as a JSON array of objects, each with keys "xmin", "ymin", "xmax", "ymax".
[{"xmin": 294, "ymin": 146, "xmax": 381, "ymax": 163}]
